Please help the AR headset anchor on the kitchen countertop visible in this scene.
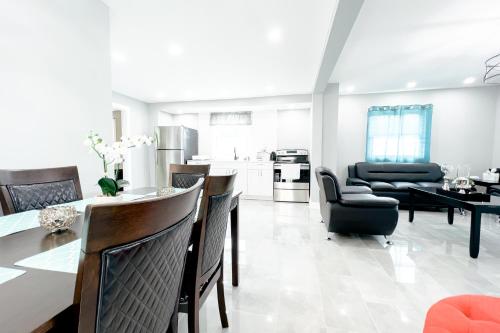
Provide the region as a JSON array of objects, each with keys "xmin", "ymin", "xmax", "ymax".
[{"xmin": 190, "ymin": 159, "xmax": 274, "ymax": 163}]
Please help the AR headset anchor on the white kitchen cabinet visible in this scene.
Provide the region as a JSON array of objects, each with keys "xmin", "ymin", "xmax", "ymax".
[{"xmin": 204, "ymin": 160, "xmax": 273, "ymax": 200}]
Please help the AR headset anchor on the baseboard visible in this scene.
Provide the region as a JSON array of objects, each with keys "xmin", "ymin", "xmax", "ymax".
[{"xmin": 241, "ymin": 195, "xmax": 273, "ymax": 201}]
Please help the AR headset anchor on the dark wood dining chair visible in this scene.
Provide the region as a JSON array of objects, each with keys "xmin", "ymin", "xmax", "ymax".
[
  {"xmin": 0, "ymin": 166, "xmax": 83, "ymax": 215},
  {"xmin": 179, "ymin": 173, "xmax": 236, "ymax": 333},
  {"xmin": 73, "ymin": 179, "xmax": 204, "ymax": 333},
  {"xmin": 169, "ymin": 164, "xmax": 210, "ymax": 189}
]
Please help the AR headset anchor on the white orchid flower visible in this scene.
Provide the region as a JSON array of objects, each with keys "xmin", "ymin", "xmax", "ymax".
[
  {"xmin": 94, "ymin": 143, "xmax": 107, "ymax": 154},
  {"xmin": 120, "ymin": 136, "xmax": 133, "ymax": 147},
  {"xmin": 112, "ymin": 142, "xmax": 123, "ymax": 150},
  {"xmin": 86, "ymin": 131, "xmax": 153, "ymax": 177},
  {"xmin": 92, "ymin": 134, "xmax": 102, "ymax": 144},
  {"xmin": 131, "ymin": 135, "xmax": 142, "ymax": 146}
]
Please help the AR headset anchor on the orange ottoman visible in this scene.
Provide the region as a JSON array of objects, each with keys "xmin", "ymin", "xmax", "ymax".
[{"xmin": 424, "ymin": 295, "xmax": 500, "ymax": 333}]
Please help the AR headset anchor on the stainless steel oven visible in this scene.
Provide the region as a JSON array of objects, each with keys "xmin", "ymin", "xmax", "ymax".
[{"xmin": 273, "ymin": 149, "xmax": 310, "ymax": 202}]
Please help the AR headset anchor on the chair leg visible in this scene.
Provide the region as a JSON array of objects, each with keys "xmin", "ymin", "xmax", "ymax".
[
  {"xmin": 384, "ymin": 235, "xmax": 393, "ymax": 245},
  {"xmin": 217, "ymin": 273, "xmax": 229, "ymax": 328},
  {"xmin": 326, "ymin": 232, "xmax": 332, "ymax": 240},
  {"xmin": 187, "ymin": 289, "xmax": 200, "ymax": 333}
]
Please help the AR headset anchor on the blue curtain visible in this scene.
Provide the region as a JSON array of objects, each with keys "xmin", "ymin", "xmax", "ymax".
[{"xmin": 365, "ymin": 104, "xmax": 433, "ymax": 163}]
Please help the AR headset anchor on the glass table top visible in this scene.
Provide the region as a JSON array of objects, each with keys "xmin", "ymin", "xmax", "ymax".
[{"xmin": 411, "ymin": 186, "xmax": 500, "ymax": 206}]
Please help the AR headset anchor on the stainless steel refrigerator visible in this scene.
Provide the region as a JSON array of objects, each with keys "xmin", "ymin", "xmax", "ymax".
[{"xmin": 155, "ymin": 126, "xmax": 198, "ymax": 188}]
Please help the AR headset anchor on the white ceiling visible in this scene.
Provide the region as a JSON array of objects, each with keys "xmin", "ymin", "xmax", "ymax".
[
  {"xmin": 103, "ymin": 0, "xmax": 338, "ymax": 103},
  {"xmin": 331, "ymin": 0, "xmax": 500, "ymax": 95}
]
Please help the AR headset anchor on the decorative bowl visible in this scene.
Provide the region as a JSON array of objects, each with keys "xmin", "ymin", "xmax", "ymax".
[
  {"xmin": 39, "ymin": 206, "xmax": 79, "ymax": 233},
  {"xmin": 157, "ymin": 187, "xmax": 176, "ymax": 197}
]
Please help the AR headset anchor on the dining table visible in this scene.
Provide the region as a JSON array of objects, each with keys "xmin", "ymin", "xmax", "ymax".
[{"xmin": 0, "ymin": 187, "xmax": 242, "ymax": 333}]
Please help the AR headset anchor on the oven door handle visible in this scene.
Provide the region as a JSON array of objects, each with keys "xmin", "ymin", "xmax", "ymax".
[{"xmin": 273, "ymin": 164, "xmax": 310, "ymax": 170}]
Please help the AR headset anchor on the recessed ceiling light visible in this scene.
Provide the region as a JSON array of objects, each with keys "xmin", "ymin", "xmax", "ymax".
[
  {"xmin": 266, "ymin": 84, "xmax": 275, "ymax": 92},
  {"xmin": 111, "ymin": 51, "xmax": 127, "ymax": 63},
  {"xmin": 156, "ymin": 92, "xmax": 165, "ymax": 100},
  {"xmin": 406, "ymin": 81, "xmax": 417, "ymax": 89},
  {"xmin": 267, "ymin": 27, "xmax": 282, "ymax": 43},
  {"xmin": 167, "ymin": 44, "xmax": 184, "ymax": 56},
  {"xmin": 345, "ymin": 85, "xmax": 355, "ymax": 93},
  {"xmin": 463, "ymin": 77, "xmax": 476, "ymax": 84}
]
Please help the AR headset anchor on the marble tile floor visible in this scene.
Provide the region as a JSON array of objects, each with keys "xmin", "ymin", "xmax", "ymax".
[{"xmin": 178, "ymin": 200, "xmax": 500, "ymax": 333}]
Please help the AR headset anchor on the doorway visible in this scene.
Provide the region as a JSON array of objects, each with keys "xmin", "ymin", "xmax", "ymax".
[{"xmin": 112, "ymin": 109, "xmax": 124, "ymax": 190}]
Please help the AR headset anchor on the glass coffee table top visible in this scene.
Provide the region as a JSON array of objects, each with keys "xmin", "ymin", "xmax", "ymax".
[{"xmin": 410, "ymin": 186, "xmax": 500, "ymax": 206}]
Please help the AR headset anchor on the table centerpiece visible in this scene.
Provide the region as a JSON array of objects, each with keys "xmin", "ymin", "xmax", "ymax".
[{"xmin": 84, "ymin": 131, "xmax": 154, "ymax": 197}]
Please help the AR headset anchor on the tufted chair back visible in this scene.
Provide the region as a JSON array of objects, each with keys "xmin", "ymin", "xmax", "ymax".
[
  {"xmin": 74, "ymin": 179, "xmax": 203, "ymax": 333},
  {"xmin": 177, "ymin": 174, "xmax": 235, "ymax": 333},
  {"xmin": 169, "ymin": 164, "xmax": 210, "ymax": 189},
  {"xmin": 0, "ymin": 166, "xmax": 82, "ymax": 215},
  {"xmin": 197, "ymin": 174, "xmax": 235, "ymax": 276}
]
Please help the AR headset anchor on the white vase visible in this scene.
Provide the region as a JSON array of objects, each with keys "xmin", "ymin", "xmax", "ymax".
[{"xmin": 93, "ymin": 195, "xmax": 124, "ymax": 205}]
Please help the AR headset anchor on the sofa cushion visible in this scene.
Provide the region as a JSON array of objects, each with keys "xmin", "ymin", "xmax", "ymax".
[
  {"xmin": 391, "ymin": 181, "xmax": 418, "ymax": 191},
  {"xmin": 346, "ymin": 177, "xmax": 371, "ymax": 187},
  {"xmin": 341, "ymin": 186, "xmax": 372, "ymax": 195},
  {"xmin": 355, "ymin": 162, "xmax": 443, "ymax": 182},
  {"xmin": 339, "ymin": 194, "xmax": 399, "ymax": 208},
  {"xmin": 370, "ymin": 181, "xmax": 396, "ymax": 191},
  {"xmin": 416, "ymin": 182, "xmax": 443, "ymax": 189}
]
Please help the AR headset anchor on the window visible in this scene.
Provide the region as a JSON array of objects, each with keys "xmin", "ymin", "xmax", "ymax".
[
  {"xmin": 365, "ymin": 104, "xmax": 433, "ymax": 163},
  {"xmin": 209, "ymin": 112, "xmax": 253, "ymax": 159},
  {"xmin": 209, "ymin": 111, "xmax": 252, "ymax": 126}
]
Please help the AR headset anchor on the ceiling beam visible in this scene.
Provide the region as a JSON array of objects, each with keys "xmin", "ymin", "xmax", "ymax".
[{"xmin": 313, "ymin": 0, "xmax": 364, "ymax": 93}]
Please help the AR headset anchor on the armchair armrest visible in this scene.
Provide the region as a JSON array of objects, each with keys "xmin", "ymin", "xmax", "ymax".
[{"xmin": 346, "ymin": 177, "xmax": 370, "ymax": 187}]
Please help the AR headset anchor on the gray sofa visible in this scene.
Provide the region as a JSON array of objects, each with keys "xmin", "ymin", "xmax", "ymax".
[{"xmin": 346, "ymin": 162, "xmax": 444, "ymax": 207}]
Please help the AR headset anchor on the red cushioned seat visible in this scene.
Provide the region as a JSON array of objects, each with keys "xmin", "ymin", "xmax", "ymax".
[{"xmin": 424, "ymin": 295, "xmax": 500, "ymax": 333}]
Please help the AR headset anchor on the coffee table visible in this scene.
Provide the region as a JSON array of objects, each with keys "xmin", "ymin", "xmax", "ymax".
[{"xmin": 408, "ymin": 187, "xmax": 500, "ymax": 258}]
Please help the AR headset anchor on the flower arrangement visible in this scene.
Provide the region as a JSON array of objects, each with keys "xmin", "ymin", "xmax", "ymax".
[{"xmin": 85, "ymin": 131, "xmax": 154, "ymax": 196}]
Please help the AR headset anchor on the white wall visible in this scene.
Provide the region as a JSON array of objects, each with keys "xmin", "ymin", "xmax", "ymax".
[
  {"xmin": 337, "ymin": 86, "xmax": 500, "ymax": 183},
  {"xmin": 322, "ymin": 83, "xmax": 340, "ymax": 172},
  {"xmin": 491, "ymin": 87, "xmax": 500, "ymax": 166},
  {"xmin": 171, "ymin": 113, "xmax": 200, "ymax": 130},
  {"xmin": 0, "ymin": 0, "xmax": 111, "ymax": 195},
  {"xmin": 159, "ymin": 110, "xmax": 280, "ymax": 160},
  {"xmin": 112, "ymin": 92, "xmax": 154, "ymax": 188},
  {"xmin": 310, "ymin": 93, "xmax": 324, "ymax": 202},
  {"xmin": 150, "ymin": 95, "xmax": 313, "ymax": 160},
  {"xmin": 277, "ymin": 109, "xmax": 311, "ymax": 150},
  {"xmin": 158, "ymin": 111, "xmax": 173, "ymax": 126}
]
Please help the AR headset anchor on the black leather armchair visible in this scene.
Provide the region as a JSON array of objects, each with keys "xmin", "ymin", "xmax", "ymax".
[{"xmin": 316, "ymin": 167, "xmax": 399, "ymax": 236}]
